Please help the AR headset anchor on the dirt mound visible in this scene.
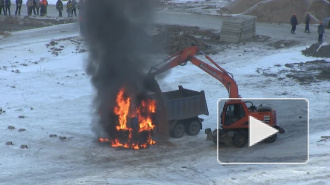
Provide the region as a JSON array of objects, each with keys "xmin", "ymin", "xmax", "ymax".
[
  {"xmin": 307, "ymin": 0, "xmax": 330, "ymax": 22},
  {"xmin": 151, "ymin": 25, "xmax": 220, "ymax": 55},
  {"xmin": 224, "ymin": 0, "xmax": 263, "ymax": 14},
  {"xmin": 223, "ymin": 0, "xmax": 330, "ymax": 23},
  {"xmin": 0, "ymin": 16, "xmax": 75, "ymax": 32},
  {"xmin": 302, "ymin": 43, "xmax": 330, "ymax": 58},
  {"xmin": 243, "ymin": 0, "xmax": 310, "ymax": 23}
]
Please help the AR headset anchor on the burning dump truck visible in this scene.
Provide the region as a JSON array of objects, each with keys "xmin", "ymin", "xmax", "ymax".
[{"xmin": 98, "ymin": 85, "xmax": 209, "ymax": 149}]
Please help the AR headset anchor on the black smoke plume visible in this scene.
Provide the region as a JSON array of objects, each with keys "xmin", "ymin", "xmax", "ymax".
[{"xmin": 83, "ymin": 0, "xmax": 169, "ymax": 143}]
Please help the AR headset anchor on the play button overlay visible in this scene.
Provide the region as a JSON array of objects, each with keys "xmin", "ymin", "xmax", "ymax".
[
  {"xmin": 217, "ymin": 98, "xmax": 309, "ymax": 164},
  {"xmin": 249, "ymin": 116, "xmax": 278, "ymax": 147}
]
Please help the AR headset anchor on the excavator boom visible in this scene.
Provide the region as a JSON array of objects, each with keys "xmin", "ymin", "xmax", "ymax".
[{"xmin": 147, "ymin": 46, "xmax": 239, "ymax": 98}]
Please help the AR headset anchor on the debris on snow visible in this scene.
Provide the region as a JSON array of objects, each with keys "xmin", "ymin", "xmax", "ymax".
[
  {"xmin": 6, "ymin": 141, "xmax": 13, "ymax": 145},
  {"xmin": 0, "ymin": 108, "xmax": 5, "ymax": 114},
  {"xmin": 20, "ymin": 145, "xmax": 28, "ymax": 149},
  {"xmin": 49, "ymin": 40, "xmax": 58, "ymax": 46},
  {"xmin": 318, "ymin": 136, "xmax": 330, "ymax": 142},
  {"xmin": 59, "ymin": 136, "xmax": 67, "ymax": 141},
  {"xmin": 49, "ymin": 134, "xmax": 58, "ymax": 138},
  {"xmin": 263, "ymin": 60, "xmax": 330, "ymax": 85},
  {"xmin": 267, "ymin": 40, "xmax": 300, "ymax": 49},
  {"xmin": 18, "ymin": 128, "xmax": 26, "ymax": 132},
  {"xmin": 11, "ymin": 69, "xmax": 20, "ymax": 73},
  {"xmin": 8, "ymin": 126, "xmax": 16, "ymax": 130}
]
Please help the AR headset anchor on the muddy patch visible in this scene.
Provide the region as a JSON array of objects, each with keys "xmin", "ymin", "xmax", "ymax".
[
  {"xmin": 244, "ymin": 35, "xmax": 271, "ymax": 43},
  {"xmin": 261, "ymin": 60, "xmax": 330, "ymax": 85},
  {"xmin": 267, "ymin": 40, "xmax": 301, "ymax": 49},
  {"xmin": 151, "ymin": 24, "xmax": 221, "ymax": 54},
  {"xmin": 151, "ymin": 25, "xmax": 273, "ymax": 55},
  {"xmin": 45, "ymin": 37, "xmax": 87, "ymax": 56},
  {"xmin": 0, "ymin": 16, "xmax": 76, "ymax": 32}
]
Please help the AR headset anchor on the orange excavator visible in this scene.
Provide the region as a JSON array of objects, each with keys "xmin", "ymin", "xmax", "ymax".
[{"xmin": 146, "ymin": 46, "xmax": 285, "ymax": 147}]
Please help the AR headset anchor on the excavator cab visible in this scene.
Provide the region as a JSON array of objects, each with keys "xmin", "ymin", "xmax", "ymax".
[
  {"xmin": 220, "ymin": 101, "xmax": 250, "ymax": 130},
  {"xmin": 223, "ymin": 102, "xmax": 246, "ymax": 126}
]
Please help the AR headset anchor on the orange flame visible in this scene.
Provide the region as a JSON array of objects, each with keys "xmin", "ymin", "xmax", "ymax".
[
  {"xmin": 114, "ymin": 89, "xmax": 131, "ymax": 131},
  {"xmin": 138, "ymin": 100, "xmax": 156, "ymax": 132},
  {"xmin": 99, "ymin": 87, "xmax": 156, "ymax": 150},
  {"xmin": 148, "ymin": 99, "xmax": 156, "ymax": 113}
]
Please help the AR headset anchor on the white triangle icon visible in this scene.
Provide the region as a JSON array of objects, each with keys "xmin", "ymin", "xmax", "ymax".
[{"xmin": 249, "ymin": 116, "xmax": 279, "ymax": 147}]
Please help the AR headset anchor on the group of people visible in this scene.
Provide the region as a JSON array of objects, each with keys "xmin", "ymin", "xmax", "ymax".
[
  {"xmin": 290, "ymin": 13, "xmax": 325, "ymax": 43},
  {"xmin": 0, "ymin": 0, "xmax": 18, "ymax": 15},
  {"xmin": 56, "ymin": 0, "xmax": 81, "ymax": 18},
  {"xmin": 0, "ymin": 0, "xmax": 48, "ymax": 16},
  {"xmin": 26, "ymin": 0, "xmax": 40, "ymax": 16},
  {"xmin": 55, "ymin": 0, "xmax": 85, "ymax": 34},
  {"xmin": 0, "ymin": 0, "xmax": 83, "ymax": 17}
]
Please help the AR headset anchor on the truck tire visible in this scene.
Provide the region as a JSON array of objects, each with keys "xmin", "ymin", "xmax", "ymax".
[
  {"xmin": 212, "ymin": 129, "xmax": 218, "ymax": 144},
  {"xmin": 186, "ymin": 119, "xmax": 201, "ymax": 136},
  {"xmin": 171, "ymin": 122, "xmax": 185, "ymax": 138},
  {"xmin": 264, "ymin": 133, "xmax": 277, "ymax": 143},
  {"xmin": 233, "ymin": 131, "xmax": 247, "ymax": 148}
]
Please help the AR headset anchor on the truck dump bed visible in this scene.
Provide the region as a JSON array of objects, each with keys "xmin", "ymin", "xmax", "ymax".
[{"xmin": 162, "ymin": 86, "xmax": 209, "ymax": 120}]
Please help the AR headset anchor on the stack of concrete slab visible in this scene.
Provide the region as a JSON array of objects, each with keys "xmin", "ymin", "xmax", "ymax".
[{"xmin": 220, "ymin": 15, "xmax": 257, "ymax": 43}]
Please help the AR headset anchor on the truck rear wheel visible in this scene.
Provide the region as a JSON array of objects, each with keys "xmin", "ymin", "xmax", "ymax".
[
  {"xmin": 264, "ymin": 133, "xmax": 277, "ymax": 143},
  {"xmin": 171, "ymin": 122, "xmax": 185, "ymax": 138},
  {"xmin": 186, "ymin": 120, "xmax": 201, "ymax": 136},
  {"xmin": 233, "ymin": 131, "xmax": 247, "ymax": 148}
]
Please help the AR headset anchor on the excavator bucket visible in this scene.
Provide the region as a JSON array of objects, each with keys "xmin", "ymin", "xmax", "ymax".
[{"xmin": 205, "ymin": 128, "xmax": 213, "ymax": 141}]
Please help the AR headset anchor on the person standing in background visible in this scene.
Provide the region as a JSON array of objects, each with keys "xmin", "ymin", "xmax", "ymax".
[
  {"xmin": 35, "ymin": 0, "xmax": 40, "ymax": 15},
  {"xmin": 78, "ymin": 0, "xmax": 85, "ymax": 35},
  {"xmin": 56, "ymin": 0, "xmax": 62, "ymax": 17},
  {"xmin": 26, "ymin": 0, "xmax": 33, "ymax": 15},
  {"xmin": 77, "ymin": 0, "xmax": 83, "ymax": 15},
  {"xmin": 318, "ymin": 22, "xmax": 325, "ymax": 43},
  {"xmin": 4, "ymin": 0, "xmax": 11, "ymax": 15},
  {"xmin": 66, "ymin": 0, "xmax": 72, "ymax": 17},
  {"xmin": 0, "ymin": 0, "xmax": 5, "ymax": 15},
  {"xmin": 31, "ymin": 0, "xmax": 36, "ymax": 15},
  {"xmin": 290, "ymin": 14, "xmax": 298, "ymax": 34},
  {"xmin": 71, "ymin": 0, "xmax": 76, "ymax": 16},
  {"xmin": 15, "ymin": 0, "xmax": 22, "ymax": 15},
  {"xmin": 304, "ymin": 12, "xmax": 311, "ymax": 33},
  {"xmin": 40, "ymin": 0, "xmax": 47, "ymax": 16}
]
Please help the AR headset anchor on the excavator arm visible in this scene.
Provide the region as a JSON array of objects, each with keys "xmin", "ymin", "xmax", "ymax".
[{"xmin": 146, "ymin": 46, "xmax": 240, "ymax": 99}]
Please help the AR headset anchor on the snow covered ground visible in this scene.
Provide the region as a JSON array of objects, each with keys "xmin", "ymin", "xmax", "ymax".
[
  {"xmin": 46, "ymin": 0, "xmax": 227, "ymax": 16},
  {"xmin": 1, "ymin": 1, "xmax": 330, "ymax": 184},
  {"xmin": 1, "ymin": 25, "xmax": 330, "ymax": 184}
]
